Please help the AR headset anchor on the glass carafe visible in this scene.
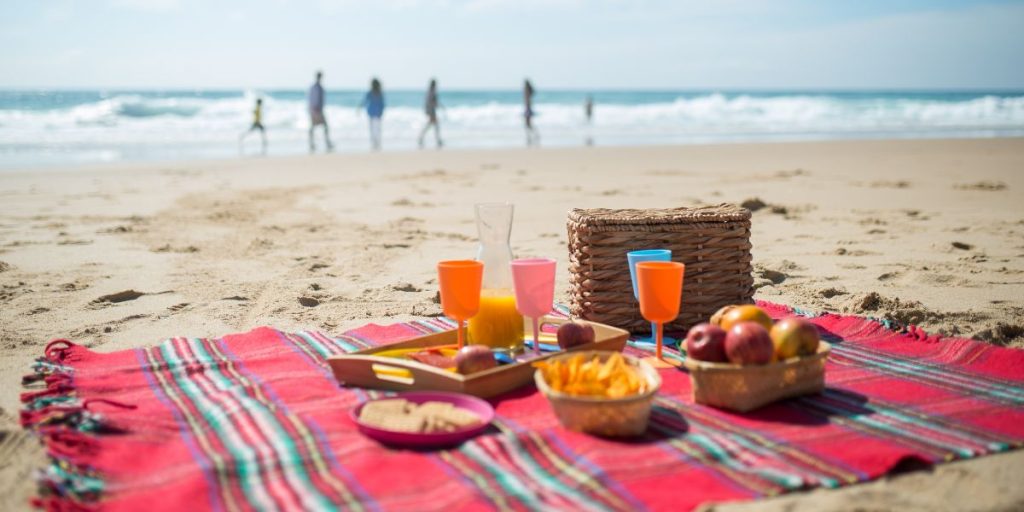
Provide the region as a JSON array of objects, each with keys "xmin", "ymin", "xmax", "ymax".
[{"xmin": 467, "ymin": 202, "xmax": 525, "ymax": 352}]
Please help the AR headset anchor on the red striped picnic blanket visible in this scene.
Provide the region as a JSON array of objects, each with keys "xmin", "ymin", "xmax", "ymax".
[{"xmin": 21, "ymin": 301, "xmax": 1024, "ymax": 511}]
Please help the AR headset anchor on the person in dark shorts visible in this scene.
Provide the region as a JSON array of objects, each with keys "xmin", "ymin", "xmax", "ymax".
[
  {"xmin": 417, "ymin": 78, "xmax": 443, "ymax": 149},
  {"xmin": 308, "ymin": 71, "xmax": 334, "ymax": 153},
  {"xmin": 239, "ymin": 98, "xmax": 267, "ymax": 155},
  {"xmin": 523, "ymin": 79, "xmax": 539, "ymax": 146}
]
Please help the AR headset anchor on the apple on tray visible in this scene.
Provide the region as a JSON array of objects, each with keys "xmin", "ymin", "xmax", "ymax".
[{"xmin": 556, "ymin": 321, "xmax": 596, "ymax": 350}]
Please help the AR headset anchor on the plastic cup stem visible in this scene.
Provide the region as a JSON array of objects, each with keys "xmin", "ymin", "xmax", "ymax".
[
  {"xmin": 457, "ymin": 320, "xmax": 465, "ymax": 350},
  {"xmin": 532, "ymin": 317, "xmax": 541, "ymax": 354},
  {"xmin": 655, "ymin": 322, "xmax": 663, "ymax": 360}
]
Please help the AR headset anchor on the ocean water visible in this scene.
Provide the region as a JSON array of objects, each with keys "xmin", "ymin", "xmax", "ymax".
[{"xmin": 1, "ymin": 89, "xmax": 1023, "ymax": 168}]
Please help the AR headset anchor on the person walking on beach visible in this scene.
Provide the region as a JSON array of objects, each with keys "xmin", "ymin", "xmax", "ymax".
[
  {"xmin": 360, "ymin": 77, "xmax": 385, "ymax": 151},
  {"xmin": 239, "ymin": 97, "xmax": 267, "ymax": 155},
  {"xmin": 308, "ymin": 71, "xmax": 333, "ymax": 153},
  {"xmin": 584, "ymin": 94, "xmax": 594, "ymax": 146},
  {"xmin": 523, "ymin": 79, "xmax": 539, "ymax": 146},
  {"xmin": 417, "ymin": 78, "xmax": 443, "ymax": 149}
]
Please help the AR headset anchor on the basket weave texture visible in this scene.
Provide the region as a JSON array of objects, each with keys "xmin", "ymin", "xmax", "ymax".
[
  {"xmin": 567, "ymin": 204, "xmax": 754, "ymax": 333},
  {"xmin": 682, "ymin": 342, "xmax": 830, "ymax": 412}
]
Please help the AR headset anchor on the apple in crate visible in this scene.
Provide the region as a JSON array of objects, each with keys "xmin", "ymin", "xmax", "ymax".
[
  {"xmin": 685, "ymin": 323, "xmax": 728, "ymax": 363},
  {"xmin": 709, "ymin": 305, "xmax": 735, "ymax": 327},
  {"xmin": 720, "ymin": 305, "xmax": 773, "ymax": 332},
  {"xmin": 770, "ymin": 317, "xmax": 821, "ymax": 359},
  {"xmin": 724, "ymin": 322, "xmax": 774, "ymax": 365}
]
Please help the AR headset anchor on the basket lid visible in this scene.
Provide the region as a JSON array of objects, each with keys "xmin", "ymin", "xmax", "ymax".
[{"xmin": 568, "ymin": 204, "xmax": 750, "ymax": 227}]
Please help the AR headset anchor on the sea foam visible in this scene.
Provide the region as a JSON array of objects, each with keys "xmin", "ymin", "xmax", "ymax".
[{"xmin": 1, "ymin": 90, "xmax": 1022, "ymax": 167}]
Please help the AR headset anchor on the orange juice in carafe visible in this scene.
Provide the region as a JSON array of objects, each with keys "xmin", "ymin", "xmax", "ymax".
[
  {"xmin": 472, "ymin": 202, "xmax": 524, "ymax": 353},
  {"xmin": 468, "ymin": 289, "xmax": 524, "ymax": 351}
]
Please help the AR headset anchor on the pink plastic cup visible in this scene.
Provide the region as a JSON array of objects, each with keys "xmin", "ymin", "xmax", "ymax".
[{"xmin": 511, "ymin": 258, "xmax": 557, "ymax": 353}]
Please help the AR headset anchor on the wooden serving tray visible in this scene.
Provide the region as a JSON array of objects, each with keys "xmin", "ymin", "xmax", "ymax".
[{"xmin": 327, "ymin": 316, "xmax": 630, "ymax": 398}]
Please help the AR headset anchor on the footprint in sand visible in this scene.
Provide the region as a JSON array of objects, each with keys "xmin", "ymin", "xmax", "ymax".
[
  {"xmin": 391, "ymin": 282, "xmax": 422, "ymax": 293},
  {"xmin": 774, "ymin": 169, "xmax": 809, "ymax": 178},
  {"xmin": 868, "ymin": 180, "xmax": 911, "ymax": 189},
  {"xmin": 954, "ymin": 181, "xmax": 1007, "ymax": 191},
  {"xmin": 92, "ymin": 289, "xmax": 146, "ymax": 304},
  {"xmin": 834, "ymin": 247, "xmax": 878, "ymax": 256},
  {"xmin": 99, "ymin": 225, "xmax": 134, "ymax": 234},
  {"xmin": 89, "ymin": 289, "xmax": 171, "ymax": 309},
  {"xmin": 153, "ymin": 244, "xmax": 199, "ymax": 253},
  {"xmin": 877, "ymin": 272, "xmax": 900, "ymax": 282},
  {"xmin": 61, "ymin": 281, "xmax": 88, "ymax": 291}
]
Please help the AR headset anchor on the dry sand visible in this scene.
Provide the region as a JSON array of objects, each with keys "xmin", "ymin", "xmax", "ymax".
[{"xmin": 1, "ymin": 138, "xmax": 1022, "ymax": 510}]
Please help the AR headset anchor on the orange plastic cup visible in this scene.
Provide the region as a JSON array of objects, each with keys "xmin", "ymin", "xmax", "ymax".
[
  {"xmin": 636, "ymin": 261, "xmax": 685, "ymax": 362},
  {"xmin": 437, "ymin": 260, "xmax": 484, "ymax": 348}
]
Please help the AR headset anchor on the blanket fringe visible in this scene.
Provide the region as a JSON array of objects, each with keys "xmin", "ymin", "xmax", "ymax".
[
  {"xmin": 757, "ymin": 300, "xmax": 946, "ymax": 343},
  {"xmin": 21, "ymin": 339, "xmax": 110, "ymax": 510}
]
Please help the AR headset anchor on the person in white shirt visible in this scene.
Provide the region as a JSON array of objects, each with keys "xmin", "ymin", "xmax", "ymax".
[{"xmin": 308, "ymin": 71, "xmax": 333, "ymax": 153}]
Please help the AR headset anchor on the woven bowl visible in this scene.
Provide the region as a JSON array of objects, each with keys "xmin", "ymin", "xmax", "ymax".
[
  {"xmin": 683, "ymin": 342, "xmax": 831, "ymax": 412},
  {"xmin": 534, "ymin": 351, "xmax": 661, "ymax": 437}
]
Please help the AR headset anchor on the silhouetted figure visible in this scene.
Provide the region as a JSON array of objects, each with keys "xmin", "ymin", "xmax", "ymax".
[
  {"xmin": 524, "ymin": 79, "xmax": 539, "ymax": 146},
  {"xmin": 584, "ymin": 94, "xmax": 594, "ymax": 146},
  {"xmin": 360, "ymin": 78, "xmax": 385, "ymax": 151},
  {"xmin": 239, "ymin": 98, "xmax": 267, "ymax": 155},
  {"xmin": 308, "ymin": 71, "xmax": 334, "ymax": 153},
  {"xmin": 417, "ymin": 79, "xmax": 443, "ymax": 149}
]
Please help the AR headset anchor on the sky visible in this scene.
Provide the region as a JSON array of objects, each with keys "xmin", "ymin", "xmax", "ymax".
[{"xmin": 1, "ymin": 0, "xmax": 1023, "ymax": 90}]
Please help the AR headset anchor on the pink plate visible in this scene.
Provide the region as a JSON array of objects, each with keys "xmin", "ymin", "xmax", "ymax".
[{"xmin": 351, "ymin": 391, "xmax": 495, "ymax": 447}]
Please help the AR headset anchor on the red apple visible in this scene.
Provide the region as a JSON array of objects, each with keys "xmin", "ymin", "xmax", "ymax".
[
  {"xmin": 557, "ymin": 321, "xmax": 596, "ymax": 349},
  {"xmin": 725, "ymin": 322, "xmax": 774, "ymax": 365},
  {"xmin": 455, "ymin": 345, "xmax": 497, "ymax": 374},
  {"xmin": 685, "ymin": 323, "xmax": 728, "ymax": 362},
  {"xmin": 770, "ymin": 317, "xmax": 821, "ymax": 359}
]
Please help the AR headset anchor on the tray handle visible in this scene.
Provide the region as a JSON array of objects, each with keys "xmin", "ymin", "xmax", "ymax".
[{"xmin": 327, "ymin": 354, "xmax": 463, "ymax": 391}]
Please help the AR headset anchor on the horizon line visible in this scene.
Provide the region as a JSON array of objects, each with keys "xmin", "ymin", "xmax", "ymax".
[{"xmin": 3, "ymin": 86, "xmax": 1024, "ymax": 94}]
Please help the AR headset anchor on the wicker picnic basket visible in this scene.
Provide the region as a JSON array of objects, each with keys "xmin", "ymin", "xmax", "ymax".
[
  {"xmin": 567, "ymin": 204, "xmax": 754, "ymax": 334},
  {"xmin": 683, "ymin": 342, "xmax": 831, "ymax": 412}
]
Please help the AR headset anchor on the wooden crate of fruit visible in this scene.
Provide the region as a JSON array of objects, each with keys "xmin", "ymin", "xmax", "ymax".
[
  {"xmin": 567, "ymin": 204, "xmax": 754, "ymax": 334},
  {"xmin": 327, "ymin": 317, "xmax": 630, "ymax": 398},
  {"xmin": 683, "ymin": 304, "xmax": 829, "ymax": 412},
  {"xmin": 684, "ymin": 343, "xmax": 830, "ymax": 412}
]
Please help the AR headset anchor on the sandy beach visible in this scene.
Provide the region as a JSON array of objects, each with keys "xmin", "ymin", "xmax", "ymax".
[{"xmin": 2, "ymin": 138, "xmax": 1022, "ymax": 510}]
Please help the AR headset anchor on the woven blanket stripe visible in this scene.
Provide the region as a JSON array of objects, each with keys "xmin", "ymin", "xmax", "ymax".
[
  {"xmin": 138, "ymin": 337, "xmax": 365, "ymax": 512},
  {"xmin": 20, "ymin": 302, "xmax": 1024, "ymax": 512}
]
